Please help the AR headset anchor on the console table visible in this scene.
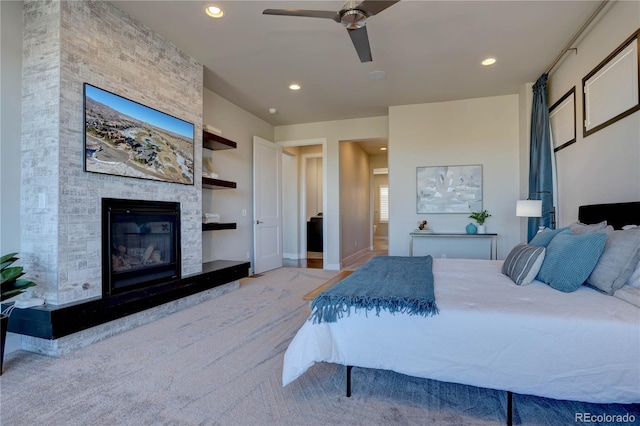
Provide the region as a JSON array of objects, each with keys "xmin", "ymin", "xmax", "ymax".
[{"xmin": 409, "ymin": 232, "xmax": 498, "ymax": 260}]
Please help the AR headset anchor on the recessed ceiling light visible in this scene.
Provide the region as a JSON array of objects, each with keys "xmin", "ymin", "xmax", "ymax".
[
  {"xmin": 368, "ymin": 70, "xmax": 387, "ymax": 80},
  {"xmin": 380, "ymin": 147, "xmax": 387, "ymax": 151},
  {"xmin": 289, "ymin": 84, "xmax": 301, "ymax": 91},
  {"xmin": 204, "ymin": 5, "xmax": 224, "ymax": 18},
  {"xmin": 482, "ymin": 58, "xmax": 496, "ymax": 66}
]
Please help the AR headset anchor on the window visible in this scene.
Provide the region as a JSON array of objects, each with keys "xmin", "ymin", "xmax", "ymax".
[{"xmin": 379, "ymin": 185, "xmax": 389, "ymax": 223}]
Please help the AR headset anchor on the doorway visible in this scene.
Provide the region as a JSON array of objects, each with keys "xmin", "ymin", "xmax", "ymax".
[
  {"xmin": 338, "ymin": 139, "xmax": 389, "ymax": 270},
  {"xmin": 280, "ymin": 139, "xmax": 327, "ymax": 269}
]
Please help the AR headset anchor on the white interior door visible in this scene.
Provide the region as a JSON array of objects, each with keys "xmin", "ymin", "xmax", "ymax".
[{"xmin": 253, "ymin": 136, "xmax": 282, "ymax": 273}]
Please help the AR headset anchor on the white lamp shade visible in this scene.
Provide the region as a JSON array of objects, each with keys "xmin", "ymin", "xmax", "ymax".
[{"xmin": 516, "ymin": 200, "xmax": 542, "ymax": 217}]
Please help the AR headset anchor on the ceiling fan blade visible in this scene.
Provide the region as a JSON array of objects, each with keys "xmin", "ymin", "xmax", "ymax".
[
  {"xmin": 356, "ymin": 0, "xmax": 400, "ymax": 17},
  {"xmin": 347, "ymin": 26, "xmax": 372, "ymax": 63},
  {"xmin": 262, "ymin": 9, "xmax": 340, "ymax": 22}
]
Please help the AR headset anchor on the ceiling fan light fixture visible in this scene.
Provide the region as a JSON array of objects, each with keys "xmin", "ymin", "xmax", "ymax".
[
  {"xmin": 340, "ymin": 9, "xmax": 368, "ymax": 29},
  {"xmin": 204, "ymin": 5, "xmax": 224, "ymax": 18},
  {"xmin": 262, "ymin": 0, "xmax": 399, "ymax": 63}
]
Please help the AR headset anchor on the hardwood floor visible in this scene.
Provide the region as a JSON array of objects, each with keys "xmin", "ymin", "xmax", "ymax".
[
  {"xmin": 282, "ymin": 251, "xmax": 323, "ymax": 268},
  {"xmin": 282, "ymin": 238, "xmax": 388, "ymax": 270},
  {"xmin": 342, "ymin": 238, "xmax": 388, "ymax": 270}
]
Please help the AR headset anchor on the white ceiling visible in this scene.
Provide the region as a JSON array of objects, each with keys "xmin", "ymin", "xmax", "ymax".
[{"xmin": 110, "ymin": 1, "xmax": 600, "ymax": 128}]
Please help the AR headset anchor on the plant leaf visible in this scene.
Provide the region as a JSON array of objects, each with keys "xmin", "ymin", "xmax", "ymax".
[
  {"xmin": 1, "ymin": 266, "xmax": 25, "ymax": 284},
  {"xmin": 0, "ymin": 252, "xmax": 18, "ymax": 264},
  {"xmin": 1, "ymin": 256, "xmax": 19, "ymax": 271},
  {"xmin": 1, "ymin": 279, "xmax": 37, "ymax": 301}
]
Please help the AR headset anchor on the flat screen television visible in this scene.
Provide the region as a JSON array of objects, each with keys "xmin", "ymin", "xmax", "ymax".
[{"xmin": 83, "ymin": 83, "xmax": 195, "ymax": 185}]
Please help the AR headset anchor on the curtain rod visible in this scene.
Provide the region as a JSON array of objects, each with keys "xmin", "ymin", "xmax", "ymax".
[{"xmin": 546, "ymin": 0, "xmax": 610, "ymax": 75}]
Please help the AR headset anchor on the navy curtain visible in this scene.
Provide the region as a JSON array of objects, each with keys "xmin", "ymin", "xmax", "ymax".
[{"xmin": 528, "ymin": 74, "xmax": 554, "ymax": 241}]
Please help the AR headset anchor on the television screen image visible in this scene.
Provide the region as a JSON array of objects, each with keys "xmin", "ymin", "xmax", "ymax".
[{"xmin": 84, "ymin": 83, "xmax": 195, "ymax": 185}]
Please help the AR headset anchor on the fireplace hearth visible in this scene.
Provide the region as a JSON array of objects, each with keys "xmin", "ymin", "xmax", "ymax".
[{"xmin": 102, "ymin": 198, "xmax": 181, "ymax": 296}]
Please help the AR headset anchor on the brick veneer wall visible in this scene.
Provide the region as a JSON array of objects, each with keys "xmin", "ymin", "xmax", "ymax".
[{"xmin": 21, "ymin": 0, "xmax": 203, "ymax": 305}]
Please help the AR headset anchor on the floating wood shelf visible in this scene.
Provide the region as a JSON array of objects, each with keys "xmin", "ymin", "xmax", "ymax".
[
  {"xmin": 203, "ymin": 130, "xmax": 237, "ymax": 150},
  {"xmin": 202, "ymin": 131, "xmax": 238, "ymax": 234},
  {"xmin": 202, "ymin": 177, "xmax": 237, "ymax": 189},
  {"xmin": 202, "ymin": 222, "xmax": 237, "ymax": 231}
]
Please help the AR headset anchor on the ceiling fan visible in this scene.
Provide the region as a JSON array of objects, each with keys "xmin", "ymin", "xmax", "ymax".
[{"xmin": 263, "ymin": 0, "xmax": 400, "ymax": 63}]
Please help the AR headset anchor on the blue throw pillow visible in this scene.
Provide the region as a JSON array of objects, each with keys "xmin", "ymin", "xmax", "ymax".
[
  {"xmin": 529, "ymin": 227, "xmax": 571, "ymax": 247},
  {"xmin": 537, "ymin": 232, "xmax": 608, "ymax": 292}
]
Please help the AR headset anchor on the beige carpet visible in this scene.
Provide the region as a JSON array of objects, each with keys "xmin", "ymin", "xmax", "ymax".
[{"xmin": 1, "ymin": 267, "xmax": 637, "ymax": 425}]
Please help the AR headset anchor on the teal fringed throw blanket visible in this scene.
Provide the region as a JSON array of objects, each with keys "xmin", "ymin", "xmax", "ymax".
[{"xmin": 310, "ymin": 256, "xmax": 438, "ymax": 324}]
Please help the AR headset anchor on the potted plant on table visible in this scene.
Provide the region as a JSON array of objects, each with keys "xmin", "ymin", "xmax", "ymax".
[
  {"xmin": 1, "ymin": 253, "xmax": 38, "ymax": 374},
  {"xmin": 469, "ymin": 210, "xmax": 491, "ymax": 234}
]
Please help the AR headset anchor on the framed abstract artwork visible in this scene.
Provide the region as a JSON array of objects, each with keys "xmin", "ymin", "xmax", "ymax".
[{"xmin": 416, "ymin": 164, "xmax": 482, "ymax": 214}]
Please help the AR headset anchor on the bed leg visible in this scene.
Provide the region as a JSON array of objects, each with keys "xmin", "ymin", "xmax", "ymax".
[
  {"xmin": 507, "ymin": 391, "xmax": 513, "ymax": 426},
  {"xmin": 346, "ymin": 365, "xmax": 353, "ymax": 397}
]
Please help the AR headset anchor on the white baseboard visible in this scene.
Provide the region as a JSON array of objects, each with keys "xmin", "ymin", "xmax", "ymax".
[
  {"xmin": 283, "ymin": 252, "xmax": 305, "ymax": 260},
  {"xmin": 324, "ymin": 263, "xmax": 340, "ymax": 270},
  {"xmin": 341, "ymin": 247, "xmax": 370, "ymax": 266}
]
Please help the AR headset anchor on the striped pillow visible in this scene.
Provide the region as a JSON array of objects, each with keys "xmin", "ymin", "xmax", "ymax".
[{"xmin": 502, "ymin": 244, "xmax": 546, "ymax": 286}]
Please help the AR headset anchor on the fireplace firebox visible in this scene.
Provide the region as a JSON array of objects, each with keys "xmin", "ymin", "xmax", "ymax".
[{"xmin": 102, "ymin": 198, "xmax": 181, "ymax": 296}]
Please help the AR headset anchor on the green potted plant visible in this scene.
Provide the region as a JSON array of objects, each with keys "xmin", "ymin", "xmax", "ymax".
[
  {"xmin": 469, "ymin": 210, "xmax": 491, "ymax": 234},
  {"xmin": 1, "ymin": 252, "xmax": 38, "ymax": 374}
]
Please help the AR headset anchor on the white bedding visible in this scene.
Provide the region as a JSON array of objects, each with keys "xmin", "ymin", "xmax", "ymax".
[{"xmin": 283, "ymin": 258, "xmax": 640, "ymax": 404}]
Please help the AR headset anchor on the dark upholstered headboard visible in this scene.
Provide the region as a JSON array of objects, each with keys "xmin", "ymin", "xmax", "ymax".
[{"xmin": 578, "ymin": 202, "xmax": 640, "ymax": 230}]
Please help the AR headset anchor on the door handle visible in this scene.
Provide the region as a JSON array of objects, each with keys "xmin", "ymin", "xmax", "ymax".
[{"xmin": 256, "ymin": 220, "xmax": 263, "ymax": 224}]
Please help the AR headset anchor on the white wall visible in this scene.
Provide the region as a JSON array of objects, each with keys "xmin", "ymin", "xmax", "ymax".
[
  {"xmin": 0, "ymin": 0, "xmax": 25, "ymax": 354},
  {"xmin": 0, "ymin": 0, "xmax": 23, "ymax": 256},
  {"xmin": 388, "ymin": 95, "xmax": 521, "ymax": 259},
  {"xmin": 340, "ymin": 141, "xmax": 370, "ymax": 260},
  {"xmin": 518, "ymin": 82, "xmax": 533, "ymax": 242},
  {"xmin": 305, "ymin": 157, "xmax": 323, "ymax": 220},
  {"xmin": 282, "ymin": 150, "xmax": 299, "ymax": 258},
  {"xmin": 548, "ymin": 1, "xmax": 640, "ymax": 225},
  {"xmin": 202, "ymin": 89, "xmax": 273, "ymax": 266}
]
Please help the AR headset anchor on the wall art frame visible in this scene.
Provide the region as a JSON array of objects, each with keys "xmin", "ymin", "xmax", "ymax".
[
  {"xmin": 84, "ymin": 83, "xmax": 195, "ymax": 185},
  {"xmin": 416, "ymin": 164, "xmax": 483, "ymax": 214},
  {"xmin": 582, "ymin": 29, "xmax": 640, "ymax": 138},
  {"xmin": 549, "ymin": 86, "xmax": 576, "ymax": 152}
]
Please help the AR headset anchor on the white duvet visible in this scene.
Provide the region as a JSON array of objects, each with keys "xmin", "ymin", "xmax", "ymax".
[{"xmin": 283, "ymin": 258, "xmax": 640, "ymax": 404}]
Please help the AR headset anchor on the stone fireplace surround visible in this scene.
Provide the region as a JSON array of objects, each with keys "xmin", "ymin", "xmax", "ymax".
[{"xmin": 10, "ymin": 1, "xmax": 248, "ymax": 356}]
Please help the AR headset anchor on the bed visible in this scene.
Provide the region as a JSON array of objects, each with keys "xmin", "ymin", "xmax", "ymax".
[{"xmin": 282, "ymin": 202, "xmax": 640, "ymax": 413}]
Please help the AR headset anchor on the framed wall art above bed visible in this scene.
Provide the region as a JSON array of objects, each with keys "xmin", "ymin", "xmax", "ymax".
[
  {"xmin": 416, "ymin": 164, "xmax": 482, "ymax": 214},
  {"xmin": 549, "ymin": 86, "xmax": 576, "ymax": 152},
  {"xmin": 582, "ymin": 29, "xmax": 640, "ymax": 138}
]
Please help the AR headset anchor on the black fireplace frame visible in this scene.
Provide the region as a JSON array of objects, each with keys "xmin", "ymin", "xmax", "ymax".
[{"xmin": 102, "ymin": 198, "xmax": 181, "ymax": 297}]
